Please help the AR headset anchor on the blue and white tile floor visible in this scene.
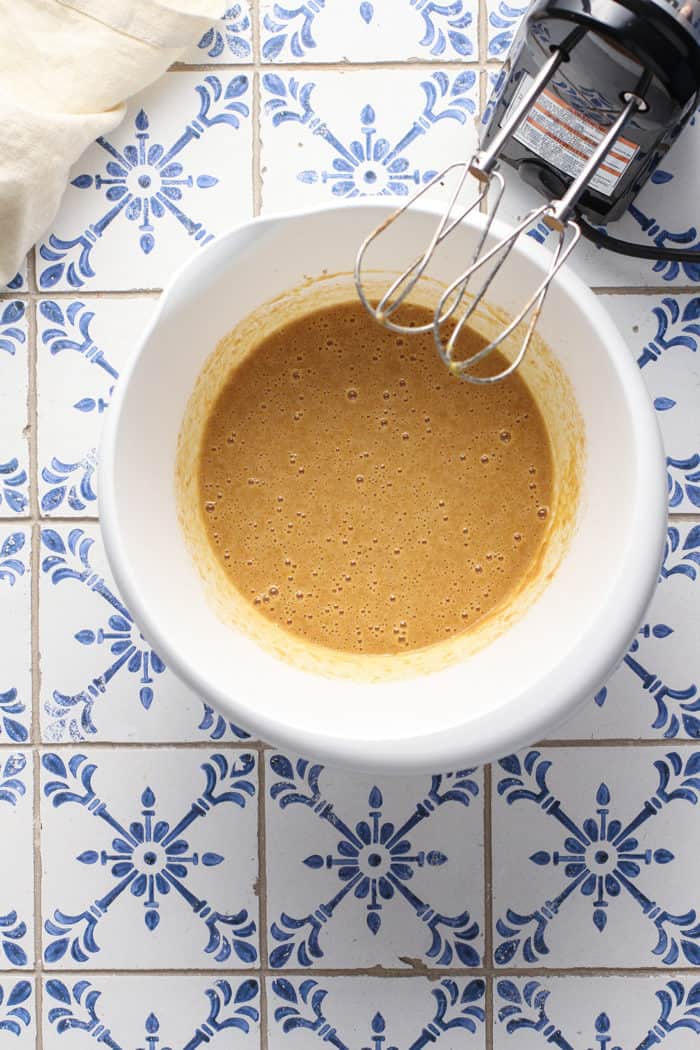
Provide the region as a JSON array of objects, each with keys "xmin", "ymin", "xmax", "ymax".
[{"xmin": 3, "ymin": 1, "xmax": 700, "ymax": 1045}]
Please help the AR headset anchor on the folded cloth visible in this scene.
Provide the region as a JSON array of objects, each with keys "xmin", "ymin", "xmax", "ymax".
[{"xmin": 0, "ymin": 0, "xmax": 223, "ymax": 285}]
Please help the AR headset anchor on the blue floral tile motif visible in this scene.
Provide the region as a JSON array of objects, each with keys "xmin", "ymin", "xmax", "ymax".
[
  {"xmin": 270, "ymin": 976, "xmax": 485, "ymax": 1048},
  {"xmin": 487, "ymin": 0, "xmax": 527, "ymax": 59},
  {"xmin": 0, "ymin": 754, "xmax": 32, "ymax": 969},
  {"xmin": 261, "ymin": 0, "xmax": 475, "ymax": 62},
  {"xmin": 36, "ymin": 74, "xmax": 253, "ymax": 291},
  {"xmin": 194, "ymin": 6, "xmax": 252, "ymax": 60},
  {"xmin": 266, "ymin": 755, "xmax": 483, "ymax": 969},
  {"xmin": 0, "ymin": 302, "xmax": 29, "ymax": 517},
  {"xmin": 261, "ymin": 70, "xmax": 478, "ymax": 211},
  {"xmin": 495, "ymin": 977, "xmax": 700, "ymax": 1049},
  {"xmin": 45, "ymin": 974, "xmax": 260, "ymax": 1050},
  {"xmin": 0, "ymin": 303, "xmax": 25, "ymax": 359},
  {"xmin": 494, "ymin": 749, "xmax": 700, "ymax": 968},
  {"xmin": 38, "ymin": 525, "xmax": 250, "ymax": 743},
  {"xmin": 0, "ymin": 981, "xmax": 32, "ymax": 1036},
  {"xmin": 0, "ymin": 529, "xmax": 29, "ymax": 744},
  {"xmin": 38, "ymin": 300, "xmax": 116, "ymax": 514},
  {"xmin": 41, "ymin": 750, "xmax": 258, "ymax": 967},
  {"xmin": 41, "ymin": 528, "xmax": 167, "ymax": 733}
]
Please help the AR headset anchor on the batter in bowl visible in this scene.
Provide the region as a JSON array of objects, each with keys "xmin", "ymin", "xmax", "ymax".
[{"xmin": 197, "ymin": 299, "xmax": 553, "ymax": 657}]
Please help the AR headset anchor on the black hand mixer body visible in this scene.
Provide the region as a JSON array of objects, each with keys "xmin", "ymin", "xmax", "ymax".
[
  {"xmin": 354, "ymin": 0, "xmax": 700, "ymax": 383},
  {"xmin": 482, "ymin": 0, "xmax": 700, "ymax": 227}
]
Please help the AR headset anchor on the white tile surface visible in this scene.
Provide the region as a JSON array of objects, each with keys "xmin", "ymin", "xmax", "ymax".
[
  {"xmin": 37, "ymin": 297, "xmax": 157, "ymax": 517},
  {"xmin": 493, "ymin": 747, "xmax": 700, "ymax": 968},
  {"xmin": 0, "ymin": 301, "xmax": 28, "ymax": 518},
  {"xmin": 601, "ymin": 293, "xmax": 700, "ymax": 512},
  {"xmin": 0, "ymin": 526, "xmax": 30, "ymax": 745},
  {"xmin": 260, "ymin": 0, "xmax": 477, "ymax": 63},
  {"xmin": 36, "ymin": 73, "xmax": 253, "ymax": 291},
  {"xmin": 0, "ymin": 753, "xmax": 34, "ymax": 969},
  {"xmin": 38, "ymin": 523, "xmax": 252, "ymax": 743},
  {"xmin": 43, "ymin": 975, "xmax": 259, "ymax": 1050},
  {"xmin": 267, "ymin": 976, "xmax": 486, "ymax": 1048},
  {"xmin": 261, "ymin": 68, "xmax": 479, "ymax": 212},
  {"xmin": 40, "ymin": 748, "xmax": 259, "ymax": 969},
  {"xmin": 265, "ymin": 754, "xmax": 484, "ymax": 969}
]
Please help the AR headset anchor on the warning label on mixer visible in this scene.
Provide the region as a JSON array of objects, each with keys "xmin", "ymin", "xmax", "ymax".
[{"xmin": 504, "ymin": 74, "xmax": 638, "ymax": 197}]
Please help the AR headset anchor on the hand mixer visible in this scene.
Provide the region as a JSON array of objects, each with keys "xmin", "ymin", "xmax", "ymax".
[{"xmin": 354, "ymin": 0, "xmax": 700, "ymax": 382}]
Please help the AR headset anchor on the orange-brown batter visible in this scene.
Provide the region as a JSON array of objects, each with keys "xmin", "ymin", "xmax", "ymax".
[{"xmin": 197, "ymin": 300, "xmax": 553, "ymax": 655}]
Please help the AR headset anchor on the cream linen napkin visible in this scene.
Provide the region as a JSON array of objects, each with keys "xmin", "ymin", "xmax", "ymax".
[{"xmin": 0, "ymin": 0, "xmax": 224, "ymax": 285}]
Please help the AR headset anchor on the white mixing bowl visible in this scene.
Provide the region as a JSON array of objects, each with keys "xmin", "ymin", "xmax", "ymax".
[{"xmin": 100, "ymin": 201, "xmax": 667, "ymax": 772}]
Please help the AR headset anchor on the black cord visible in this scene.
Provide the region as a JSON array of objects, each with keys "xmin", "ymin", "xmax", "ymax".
[{"xmin": 577, "ymin": 213, "xmax": 700, "ymax": 263}]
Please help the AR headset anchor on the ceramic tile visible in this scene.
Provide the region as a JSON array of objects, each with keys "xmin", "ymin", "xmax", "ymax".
[
  {"xmin": 38, "ymin": 523, "xmax": 252, "ymax": 743},
  {"xmin": 599, "ymin": 293, "xmax": 700, "ymax": 513},
  {"xmin": 548, "ymin": 523, "xmax": 700, "ymax": 741},
  {"xmin": 261, "ymin": 68, "xmax": 479, "ymax": 212},
  {"xmin": 259, "ymin": 0, "xmax": 477, "ymax": 63},
  {"xmin": 181, "ymin": 4, "xmax": 253, "ymax": 64},
  {"xmin": 0, "ymin": 301, "xmax": 29, "ymax": 518},
  {"xmin": 267, "ymin": 976, "xmax": 486, "ymax": 1049},
  {"xmin": 494, "ymin": 976, "xmax": 700, "ymax": 1049},
  {"xmin": 40, "ymin": 748, "xmax": 259, "ymax": 969},
  {"xmin": 0, "ymin": 978, "xmax": 34, "ymax": 1046},
  {"xmin": 36, "ymin": 297, "xmax": 156, "ymax": 517},
  {"xmin": 43, "ymin": 976, "xmax": 259, "ymax": 1050},
  {"xmin": 488, "ymin": 110, "xmax": 700, "ymax": 289},
  {"xmin": 265, "ymin": 753, "xmax": 484, "ymax": 970},
  {"xmin": 0, "ymin": 753, "xmax": 34, "ymax": 969},
  {"xmin": 36, "ymin": 72, "xmax": 253, "ymax": 291},
  {"xmin": 493, "ymin": 746, "xmax": 700, "ymax": 969},
  {"xmin": 486, "ymin": 0, "xmax": 527, "ymax": 60},
  {"xmin": 0, "ymin": 526, "xmax": 31, "ymax": 745}
]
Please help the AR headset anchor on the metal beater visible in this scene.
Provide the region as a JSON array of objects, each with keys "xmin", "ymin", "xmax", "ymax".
[{"xmin": 354, "ymin": 0, "xmax": 700, "ymax": 383}]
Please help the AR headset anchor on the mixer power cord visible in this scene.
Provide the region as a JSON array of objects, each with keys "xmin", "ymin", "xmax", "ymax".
[{"xmin": 577, "ymin": 214, "xmax": 700, "ymax": 264}]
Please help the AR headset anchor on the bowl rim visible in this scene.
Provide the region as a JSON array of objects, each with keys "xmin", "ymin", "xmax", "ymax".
[{"xmin": 99, "ymin": 199, "xmax": 667, "ymax": 771}]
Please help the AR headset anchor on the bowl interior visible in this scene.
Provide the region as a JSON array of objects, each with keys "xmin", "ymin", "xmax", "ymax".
[{"xmin": 102, "ymin": 203, "xmax": 665, "ymax": 770}]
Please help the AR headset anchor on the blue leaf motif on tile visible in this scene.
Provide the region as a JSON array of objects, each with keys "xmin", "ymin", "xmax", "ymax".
[
  {"xmin": 0, "ymin": 753, "xmax": 26, "ymax": 808},
  {"xmin": 42, "ymin": 752, "xmax": 257, "ymax": 964},
  {"xmin": 38, "ymin": 76, "xmax": 249, "ymax": 288},
  {"xmin": 262, "ymin": 1, "xmax": 325, "ymax": 60},
  {"xmin": 39, "ymin": 528, "xmax": 171, "ymax": 739},
  {"xmin": 414, "ymin": 0, "xmax": 473, "ymax": 57},
  {"xmin": 41, "ymin": 454, "xmax": 98, "ymax": 514},
  {"xmin": 0, "ymin": 460, "xmax": 28, "ymax": 516},
  {"xmin": 495, "ymin": 750, "xmax": 700, "ymax": 966},
  {"xmin": 0, "ymin": 979, "xmax": 32, "ymax": 1032},
  {"xmin": 0, "ymin": 914, "xmax": 28, "ymax": 970},
  {"xmin": 638, "ymin": 296, "xmax": 700, "ymax": 368},
  {"xmin": 271, "ymin": 976, "xmax": 484, "ymax": 1044},
  {"xmin": 360, "ymin": 1, "xmax": 373, "ymax": 22},
  {"xmin": 269, "ymin": 757, "xmax": 480, "ymax": 968},
  {"xmin": 0, "ymin": 301, "xmax": 26, "ymax": 357},
  {"xmin": 0, "ymin": 688, "xmax": 27, "ymax": 743},
  {"xmin": 197, "ymin": 5, "xmax": 251, "ymax": 58},
  {"xmin": 0, "ymin": 532, "xmax": 26, "ymax": 587},
  {"xmin": 488, "ymin": 0, "xmax": 527, "ymax": 57},
  {"xmin": 46, "ymin": 977, "xmax": 258, "ymax": 1039},
  {"xmin": 198, "ymin": 702, "xmax": 250, "ymax": 741}
]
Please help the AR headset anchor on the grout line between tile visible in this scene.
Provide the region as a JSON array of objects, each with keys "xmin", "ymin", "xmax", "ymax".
[
  {"xmin": 25, "ymin": 964, "xmax": 700, "ymax": 977},
  {"xmin": 256, "ymin": 744, "xmax": 269, "ymax": 1050},
  {"xmin": 483, "ymin": 765, "xmax": 493, "ymax": 1050}
]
